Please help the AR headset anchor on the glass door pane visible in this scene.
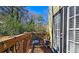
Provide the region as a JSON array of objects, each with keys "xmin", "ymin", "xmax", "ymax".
[
  {"xmin": 75, "ymin": 43, "xmax": 79, "ymax": 53},
  {"xmin": 53, "ymin": 13, "xmax": 61, "ymax": 52}
]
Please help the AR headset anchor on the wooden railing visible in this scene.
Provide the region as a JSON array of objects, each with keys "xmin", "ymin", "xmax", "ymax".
[
  {"xmin": 0, "ymin": 32, "xmax": 46, "ymax": 53},
  {"xmin": 0, "ymin": 32, "xmax": 32, "ymax": 53}
]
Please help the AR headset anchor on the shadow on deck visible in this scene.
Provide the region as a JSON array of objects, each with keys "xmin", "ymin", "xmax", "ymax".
[{"xmin": 30, "ymin": 45, "xmax": 53, "ymax": 53}]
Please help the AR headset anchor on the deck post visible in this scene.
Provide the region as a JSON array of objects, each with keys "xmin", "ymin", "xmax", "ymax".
[
  {"xmin": 12, "ymin": 45, "xmax": 16, "ymax": 53},
  {"xmin": 23, "ymin": 39, "xmax": 27, "ymax": 53}
]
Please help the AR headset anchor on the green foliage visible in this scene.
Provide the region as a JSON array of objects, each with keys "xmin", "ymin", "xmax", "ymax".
[
  {"xmin": 0, "ymin": 10, "xmax": 35, "ymax": 36},
  {"xmin": 0, "ymin": 6, "xmax": 45, "ymax": 36},
  {"xmin": 0, "ymin": 14, "xmax": 22, "ymax": 35},
  {"xmin": 35, "ymin": 15, "xmax": 44, "ymax": 32},
  {"xmin": 37, "ymin": 24, "xmax": 44, "ymax": 32},
  {"xmin": 24, "ymin": 19, "xmax": 35, "ymax": 32}
]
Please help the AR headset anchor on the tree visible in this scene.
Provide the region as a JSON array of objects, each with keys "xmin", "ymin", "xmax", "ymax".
[
  {"xmin": 0, "ymin": 6, "xmax": 46, "ymax": 36},
  {"xmin": 35, "ymin": 15, "xmax": 45, "ymax": 32},
  {"xmin": 24, "ymin": 18, "xmax": 35, "ymax": 32},
  {"xmin": 0, "ymin": 6, "xmax": 30, "ymax": 36},
  {"xmin": 0, "ymin": 14, "xmax": 22, "ymax": 35}
]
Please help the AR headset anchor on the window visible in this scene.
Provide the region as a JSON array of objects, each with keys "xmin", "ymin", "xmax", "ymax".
[
  {"xmin": 53, "ymin": 13, "xmax": 61, "ymax": 52},
  {"xmin": 69, "ymin": 6, "xmax": 74, "ymax": 17},
  {"xmin": 67, "ymin": 6, "xmax": 79, "ymax": 53},
  {"xmin": 76, "ymin": 16, "xmax": 79, "ymax": 28},
  {"xmin": 69, "ymin": 17, "xmax": 74, "ymax": 28},
  {"xmin": 69, "ymin": 30, "xmax": 74, "ymax": 41},
  {"xmin": 75, "ymin": 43, "xmax": 79, "ymax": 53},
  {"xmin": 75, "ymin": 30, "xmax": 79, "ymax": 42},
  {"xmin": 76, "ymin": 6, "xmax": 79, "ymax": 15},
  {"xmin": 68, "ymin": 41, "xmax": 74, "ymax": 53}
]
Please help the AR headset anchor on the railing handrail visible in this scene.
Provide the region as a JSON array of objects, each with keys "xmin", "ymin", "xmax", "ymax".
[
  {"xmin": 0, "ymin": 32, "xmax": 31, "ymax": 52},
  {"xmin": 0, "ymin": 32, "xmax": 47, "ymax": 53}
]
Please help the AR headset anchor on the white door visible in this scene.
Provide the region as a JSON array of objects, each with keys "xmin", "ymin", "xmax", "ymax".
[
  {"xmin": 67, "ymin": 6, "xmax": 79, "ymax": 53},
  {"xmin": 53, "ymin": 13, "xmax": 61, "ymax": 52}
]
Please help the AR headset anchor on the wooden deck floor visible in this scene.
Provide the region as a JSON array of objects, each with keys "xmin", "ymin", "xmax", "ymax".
[{"xmin": 29, "ymin": 45, "xmax": 53, "ymax": 53}]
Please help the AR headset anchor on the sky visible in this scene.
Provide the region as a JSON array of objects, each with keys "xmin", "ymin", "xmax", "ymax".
[{"xmin": 26, "ymin": 6, "xmax": 48, "ymax": 24}]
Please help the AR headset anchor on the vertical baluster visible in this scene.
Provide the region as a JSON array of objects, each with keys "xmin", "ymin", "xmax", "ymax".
[{"xmin": 23, "ymin": 39, "xmax": 27, "ymax": 53}]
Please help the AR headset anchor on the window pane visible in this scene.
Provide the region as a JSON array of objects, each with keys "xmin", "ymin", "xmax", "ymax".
[
  {"xmin": 69, "ymin": 7, "xmax": 74, "ymax": 17},
  {"xmin": 76, "ymin": 6, "xmax": 79, "ymax": 15},
  {"xmin": 69, "ymin": 30, "xmax": 74, "ymax": 41},
  {"xmin": 57, "ymin": 30, "xmax": 60, "ymax": 37},
  {"xmin": 53, "ymin": 13, "xmax": 61, "ymax": 52},
  {"xmin": 68, "ymin": 41, "xmax": 74, "ymax": 52},
  {"xmin": 69, "ymin": 17, "xmax": 74, "ymax": 28},
  {"xmin": 68, "ymin": 42, "xmax": 70, "ymax": 51},
  {"xmin": 75, "ymin": 43, "xmax": 79, "ymax": 53},
  {"xmin": 76, "ymin": 16, "xmax": 79, "ymax": 28},
  {"xmin": 75, "ymin": 30, "xmax": 79, "ymax": 42}
]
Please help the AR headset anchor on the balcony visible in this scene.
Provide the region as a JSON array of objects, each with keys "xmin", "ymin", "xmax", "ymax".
[{"xmin": 0, "ymin": 32, "xmax": 53, "ymax": 53}]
